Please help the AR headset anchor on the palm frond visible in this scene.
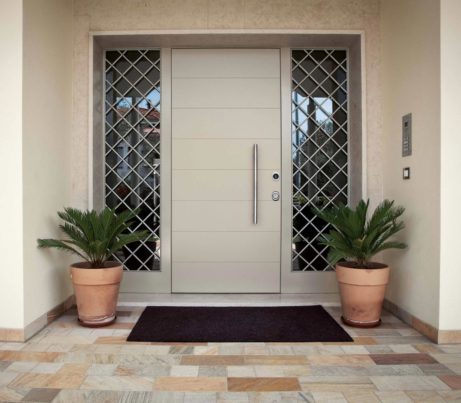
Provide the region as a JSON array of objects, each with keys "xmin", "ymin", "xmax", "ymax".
[
  {"xmin": 314, "ymin": 199, "xmax": 407, "ymax": 267},
  {"xmin": 37, "ymin": 207, "xmax": 151, "ymax": 268}
]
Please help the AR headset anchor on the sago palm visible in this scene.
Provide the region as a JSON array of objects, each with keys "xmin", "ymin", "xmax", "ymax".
[
  {"xmin": 37, "ymin": 207, "xmax": 151, "ymax": 268},
  {"xmin": 314, "ymin": 199, "xmax": 406, "ymax": 268}
]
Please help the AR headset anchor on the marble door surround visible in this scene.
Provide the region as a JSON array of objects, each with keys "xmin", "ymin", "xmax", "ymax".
[{"xmin": 89, "ymin": 30, "xmax": 364, "ymax": 295}]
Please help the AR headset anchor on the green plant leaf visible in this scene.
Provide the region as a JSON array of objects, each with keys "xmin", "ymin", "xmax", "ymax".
[
  {"xmin": 313, "ymin": 199, "xmax": 407, "ymax": 267},
  {"xmin": 37, "ymin": 207, "xmax": 151, "ymax": 267}
]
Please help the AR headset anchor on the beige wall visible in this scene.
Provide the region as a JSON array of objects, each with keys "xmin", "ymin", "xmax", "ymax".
[
  {"xmin": 71, "ymin": 0, "xmax": 383, "ymax": 209},
  {"xmin": 0, "ymin": 0, "xmax": 24, "ymax": 329},
  {"xmin": 380, "ymin": 0, "xmax": 441, "ymax": 328},
  {"xmin": 22, "ymin": 0, "xmax": 74, "ymax": 327},
  {"xmin": 439, "ymin": 0, "xmax": 461, "ymax": 331}
]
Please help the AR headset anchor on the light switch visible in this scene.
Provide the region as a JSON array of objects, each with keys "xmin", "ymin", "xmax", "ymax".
[{"xmin": 403, "ymin": 167, "xmax": 410, "ymax": 180}]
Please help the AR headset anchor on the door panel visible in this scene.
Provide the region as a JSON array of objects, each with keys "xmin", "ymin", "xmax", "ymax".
[
  {"xmin": 173, "ymin": 232, "xmax": 280, "ymax": 263},
  {"xmin": 173, "ymin": 109, "xmax": 280, "ymax": 139},
  {"xmin": 173, "ymin": 201, "xmax": 279, "ymax": 232},
  {"xmin": 172, "ymin": 49, "xmax": 280, "ymax": 78},
  {"xmin": 173, "ymin": 263, "xmax": 280, "ymax": 293},
  {"xmin": 172, "ymin": 139, "xmax": 280, "ymax": 170},
  {"xmin": 172, "ymin": 78, "xmax": 280, "ymax": 108},
  {"xmin": 173, "ymin": 170, "xmax": 276, "ymax": 201},
  {"xmin": 172, "ymin": 49, "xmax": 281, "ymax": 293}
]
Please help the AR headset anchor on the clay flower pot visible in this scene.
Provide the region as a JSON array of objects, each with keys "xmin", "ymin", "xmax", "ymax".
[
  {"xmin": 335, "ymin": 262, "xmax": 390, "ymax": 328},
  {"xmin": 70, "ymin": 262, "xmax": 123, "ymax": 327}
]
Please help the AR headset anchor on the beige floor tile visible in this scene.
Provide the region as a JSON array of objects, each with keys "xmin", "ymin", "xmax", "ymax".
[
  {"xmin": 253, "ymin": 365, "xmax": 285, "ymax": 377},
  {"xmin": 193, "ymin": 346, "xmax": 219, "ymax": 355},
  {"xmin": 6, "ymin": 361, "xmax": 37, "ymax": 373},
  {"xmin": 342, "ymin": 389, "xmax": 380, "ymax": 403},
  {"xmin": 81, "ymin": 375, "xmax": 153, "ymax": 391},
  {"xmin": 182, "ymin": 355, "xmax": 244, "ymax": 366},
  {"xmin": 244, "ymin": 356, "xmax": 307, "ymax": 366},
  {"xmin": 300, "ymin": 383, "xmax": 376, "ymax": 393},
  {"xmin": 227, "ymin": 366, "xmax": 256, "ymax": 378},
  {"xmin": 115, "ymin": 364, "xmax": 170, "ymax": 377},
  {"xmin": 300, "ymin": 376, "xmax": 372, "ymax": 385},
  {"xmin": 306, "ymin": 354, "xmax": 374, "ymax": 366},
  {"xmin": 218, "ymin": 345, "xmax": 245, "ymax": 356},
  {"xmin": 86, "ymin": 363, "xmax": 117, "ymax": 376},
  {"xmin": 439, "ymin": 389, "xmax": 461, "ymax": 401},
  {"xmin": 374, "ymin": 390, "xmax": 412, "ymax": 403},
  {"xmin": 184, "ymin": 391, "xmax": 217, "ymax": 402},
  {"xmin": 370, "ymin": 376, "xmax": 450, "ymax": 391},
  {"xmin": 311, "ymin": 391, "xmax": 347, "ymax": 403},
  {"xmin": 155, "ymin": 376, "xmax": 227, "ymax": 392},
  {"xmin": 170, "ymin": 365, "xmax": 200, "ymax": 377},
  {"xmin": 282, "ymin": 365, "xmax": 312, "ymax": 377},
  {"xmin": 31, "ymin": 362, "xmax": 64, "ymax": 374},
  {"xmin": 390, "ymin": 344, "xmax": 419, "ymax": 353},
  {"xmin": 267, "ymin": 346, "xmax": 294, "ymax": 355},
  {"xmin": 243, "ymin": 346, "xmax": 269, "ymax": 355},
  {"xmin": 0, "ymin": 386, "xmax": 27, "ymax": 402},
  {"xmin": 405, "ymin": 390, "xmax": 446, "ymax": 402},
  {"xmin": 340, "ymin": 346, "xmax": 369, "ymax": 355},
  {"xmin": 217, "ymin": 391, "xmax": 250, "ymax": 402},
  {"xmin": 0, "ymin": 371, "xmax": 20, "ymax": 386}
]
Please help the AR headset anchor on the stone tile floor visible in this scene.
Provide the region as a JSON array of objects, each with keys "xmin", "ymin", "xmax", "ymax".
[{"xmin": 0, "ymin": 306, "xmax": 460, "ymax": 402}]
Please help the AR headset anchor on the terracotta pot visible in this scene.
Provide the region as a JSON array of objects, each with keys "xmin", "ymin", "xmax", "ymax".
[
  {"xmin": 70, "ymin": 262, "xmax": 123, "ymax": 327},
  {"xmin": 335, "ymin": 262, "xmax": 390, "ymax": 328}
]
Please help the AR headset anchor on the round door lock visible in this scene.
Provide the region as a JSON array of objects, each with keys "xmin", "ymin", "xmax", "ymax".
[
  {"xmin": 272, "ymin": 191, "xmax": 280, "ymax": 201},
  {"xmin": 272, "ymin": 172, "xmax": 280, "ymax": 181}
]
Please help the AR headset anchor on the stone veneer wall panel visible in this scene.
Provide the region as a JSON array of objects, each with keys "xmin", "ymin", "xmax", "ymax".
[{"xmin": 71, "ymin": 0, "xmax": 383, "ymax": 210}]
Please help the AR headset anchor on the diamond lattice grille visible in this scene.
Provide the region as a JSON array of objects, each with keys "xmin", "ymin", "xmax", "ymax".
[
  {"xmin": 291, "ymin": 49, "xmax": 349, "ymax": 272},
  {"xmin": 104, "ymin": 50, "xmax": 161, "ymax": 271}
]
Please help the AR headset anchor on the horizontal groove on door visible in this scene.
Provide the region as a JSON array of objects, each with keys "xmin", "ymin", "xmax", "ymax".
[
  {"xmin": 173, "ymin": 108, "xmax": 279, "ymax": 139},
  {"xmin": 173, "ymin": 232, "xmax": 280, "ymax": 263},
  {"xmin": 173, "ymin": 201, "xmax": 280, "ymax": 232},
  {"xmin": 172, "ymin": 139, "xmax": 280, "ymax": 170},
  {"xmin": 172, "ymin": 262, "xmax": 280, "ymax": 293},
  {"xmin": 173, "ymin": 170, "xmax": 277, "ymax": 201},
  {"xmin": 172, "ymin": 78, "xmax": 280, "ymax": 109},
  {"xmin": 172, "ymin": 49, "xmax": 280, "ymax": 78}
]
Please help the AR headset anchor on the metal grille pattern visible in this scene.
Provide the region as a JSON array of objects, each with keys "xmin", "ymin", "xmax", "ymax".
[
  {"xmin": 104, "ymin": 50, "xmax": 161, "ymax": 271},
  {"xmin": 291, "ymin": 49, "xmax": 349, "ymax": 271}
]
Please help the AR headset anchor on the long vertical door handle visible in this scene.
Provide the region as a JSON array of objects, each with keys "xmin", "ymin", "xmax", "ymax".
[{"xmin": 253, "ymin": 144, "xmax": 258, "ymax": 224}]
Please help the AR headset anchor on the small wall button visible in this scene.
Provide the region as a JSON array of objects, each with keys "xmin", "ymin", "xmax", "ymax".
[
  {"xmin": 403, "ymin": 167, "xmax": 410, "ymax": 180},
  {"xmin": 272, "ymin": 172, "xmax": 280, "ymax": 181},
  {"xmin": 272, "ymin": 191, "xmax": 280, "ymax": 201}
]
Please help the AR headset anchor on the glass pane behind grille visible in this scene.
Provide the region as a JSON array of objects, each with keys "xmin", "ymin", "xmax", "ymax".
[
  {"xmin": 292, "ymin": 49, "xmax": 349, "ymax": 272},
  {"xmin": 104, "ymin": 50, "xmax": 161, "ymax": 271}
]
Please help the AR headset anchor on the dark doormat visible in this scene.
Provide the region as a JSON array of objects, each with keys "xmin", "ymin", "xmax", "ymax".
[{"xmin": 127, "ymin": 305, "xmax": 352, "ymax": 342}]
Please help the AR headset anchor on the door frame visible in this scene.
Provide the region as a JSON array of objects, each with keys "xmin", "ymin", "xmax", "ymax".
[{"xmin": 88, "ymin": 31, "xmax": 366, "ymax": 294}]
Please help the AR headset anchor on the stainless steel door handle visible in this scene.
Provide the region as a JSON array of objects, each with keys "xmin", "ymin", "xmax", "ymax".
[{"xmin": 253, "ymin": 144, "xmax": 258, "ymax": 224}]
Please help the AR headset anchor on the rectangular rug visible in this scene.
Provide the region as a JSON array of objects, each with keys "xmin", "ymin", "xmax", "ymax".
[{"xmin": 127, "ymin": 305, "xmax": 352, "ymax": 342}]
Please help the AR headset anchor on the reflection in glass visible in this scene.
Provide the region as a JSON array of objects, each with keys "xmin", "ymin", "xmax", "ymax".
[
  {"xmin": 291, "ymin": 49, "xmax": 349, "ymax": 271},
  {"xmin": 104, "ymin": 50, "xmax": 161, "ymax": 271}
]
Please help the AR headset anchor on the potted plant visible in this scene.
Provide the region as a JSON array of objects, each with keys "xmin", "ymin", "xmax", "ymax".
[
  {"xmin": 37, "ymin": 208, "xmax": 150, "ymax": 327},
  {"xmin": 315, "ymin": 199, "xmax": 406, "ymax": 328}
]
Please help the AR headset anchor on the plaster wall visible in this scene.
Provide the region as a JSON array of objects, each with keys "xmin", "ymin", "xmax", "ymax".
[
  {"xmin": 439, "ymin": 0, "xmax": 461, "ymax": 331},
  {"xmin": 380, "ymin": 0, "xmax": 441, "ymax": 329},
  {"xmin": 0, "ymin": 0, "xmax": 24, "ymax": 329},
  {"xmin": 22, "ymin": 0, "xmax": 74, "ymax": 327}
]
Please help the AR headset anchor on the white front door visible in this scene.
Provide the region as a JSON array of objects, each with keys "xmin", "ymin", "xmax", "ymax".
[{"xmin": 171, "ymin": 49, "xmax": 281, "ymax": 293}]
